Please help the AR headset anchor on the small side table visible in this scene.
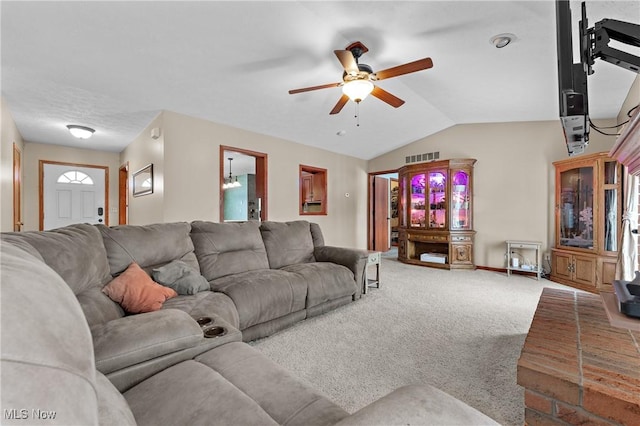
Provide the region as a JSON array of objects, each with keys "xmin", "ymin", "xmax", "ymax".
[
  {"xmin": 506, "ymin": 240, "xmax": 542, "ymax": 280},
  {"xmin": 363, "ymin": 251, "xmax": 381, "ymax": 294}
]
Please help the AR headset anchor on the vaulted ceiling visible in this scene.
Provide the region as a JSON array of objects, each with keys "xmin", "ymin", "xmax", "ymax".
[{"xmin": 2, "ymin": 1, "xmax": 638, "ymax": 160}]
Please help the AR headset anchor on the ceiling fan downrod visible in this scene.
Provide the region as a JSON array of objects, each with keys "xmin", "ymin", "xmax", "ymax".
[
  {"xmin": 345, "ymin": 41, "xmax": 369, "ymax": 63},
  {"xmin": 350, "ymin": 47, "xmax": 364, "ymax": 63}
]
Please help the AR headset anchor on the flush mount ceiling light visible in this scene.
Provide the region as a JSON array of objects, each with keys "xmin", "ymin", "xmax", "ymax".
[
  {"xmin": 66, "ymin": 124, "xmax": 95, "ymax": 139},
  {"xmin": 490, "ymin": 33, "xmax": 516, "ymax": 48}
]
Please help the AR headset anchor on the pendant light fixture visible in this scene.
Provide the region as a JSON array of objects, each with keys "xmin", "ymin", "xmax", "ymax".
[{"xmin": 222, "ymin": 157, "xmax": 242, "ymax": 189}]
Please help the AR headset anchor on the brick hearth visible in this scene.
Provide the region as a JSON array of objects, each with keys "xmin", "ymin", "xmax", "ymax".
[{"xmin": 517, "ymin": 288, "xmax": 640, "ymax": 425}]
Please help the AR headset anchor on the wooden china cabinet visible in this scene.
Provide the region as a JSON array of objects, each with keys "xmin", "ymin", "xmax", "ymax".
[
  {"xmin": 550, "ymin": 152, "xmax": 623, "ymax": 293},
  {"xmin": 397, "ymin": 158, "xmax": 476, "ymax": 270}
]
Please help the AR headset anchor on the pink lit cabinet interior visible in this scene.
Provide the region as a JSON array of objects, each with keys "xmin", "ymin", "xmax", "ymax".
[{"xmin": 397, "ymin": 159, "xmax": 476, "ymax": 270}]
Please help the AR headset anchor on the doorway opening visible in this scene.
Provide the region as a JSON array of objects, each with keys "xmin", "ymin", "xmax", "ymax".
[
  {"xmin": 219, "ymin": 146, "xmax": 268, "ymax": 222},
  {"xmin": 368, "ymin": 170, "xmax": 398, "ymax": 253},
  {"xmin": 299, "ymin": 164, "xmax": 327, "ymax": 215},
  {"xmin": 39, "ymin": 160, "xmax": 109, "ymax": 231}
]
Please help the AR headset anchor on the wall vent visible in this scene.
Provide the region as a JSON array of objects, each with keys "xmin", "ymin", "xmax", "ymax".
[{"xmin": 405, "ymin": 151, "xmax": 439, "ymax": 164}]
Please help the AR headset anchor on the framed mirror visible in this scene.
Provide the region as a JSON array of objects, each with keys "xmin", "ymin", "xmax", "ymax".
[
  {"xmin": 132, "ymin": 164, "xmax": 153, "ymax": 197},
  {"xmin": 299, "ymin": 165, "xmax": 327, "ymax": 215}
]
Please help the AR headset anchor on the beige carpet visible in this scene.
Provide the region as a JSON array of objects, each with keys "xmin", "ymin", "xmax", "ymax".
[{"xmin": 251, "ymin": 257, "xmax": 575, "ymax": 425}]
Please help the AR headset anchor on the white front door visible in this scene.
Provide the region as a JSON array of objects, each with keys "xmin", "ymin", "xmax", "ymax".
[{"xmin": 43, "ymin": 163, "xmax": 106, "ymax": 230}]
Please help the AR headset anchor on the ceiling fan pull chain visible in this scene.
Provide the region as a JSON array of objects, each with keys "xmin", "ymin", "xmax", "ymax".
[{"xmin": 355, "ymin": 102, "xmax": 360, "ymax": 127}]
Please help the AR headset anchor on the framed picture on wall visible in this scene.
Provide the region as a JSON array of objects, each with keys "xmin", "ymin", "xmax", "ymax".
[{"xmin": 132, "ymin": 164, "xmax": 153, "ymax": 197}]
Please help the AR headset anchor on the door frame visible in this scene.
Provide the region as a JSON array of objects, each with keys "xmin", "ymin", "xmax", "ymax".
[
  {"xmin": 367, "ymin": 169, "xmax": 398, "ymax": 251},
  {"xmin": 119, "ymin": 162, "xmax": 129, "ymax": 225},
  {"xmin": 13, "ymin": 143, "xmax": 22, "ymax": 231},
  {"xmin": 39, "ymin": 160, "xmax": 109, "ymax": 231},
  {"xmin": 219, "ymin": 145, "xmax": 268, "ymax": 222}
]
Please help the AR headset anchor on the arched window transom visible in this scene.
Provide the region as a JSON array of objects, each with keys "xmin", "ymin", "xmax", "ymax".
[{"xmin": 57, "ymin": 170, "xmax": 94, "ymax": 185}]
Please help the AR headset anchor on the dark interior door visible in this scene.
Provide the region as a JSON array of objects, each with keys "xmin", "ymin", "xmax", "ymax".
[{"xmin": 373, "ymin": 176, "xmax": 390, "ymax": 252}]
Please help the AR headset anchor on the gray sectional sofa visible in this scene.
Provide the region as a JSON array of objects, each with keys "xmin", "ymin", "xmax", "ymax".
[
  {"xmin": 190, "ymin": 220, "xmax": 365, "ymax": 341},
  {"xmin": 0, "ymin": 220, "xmax": 498, "ymax": 425}
]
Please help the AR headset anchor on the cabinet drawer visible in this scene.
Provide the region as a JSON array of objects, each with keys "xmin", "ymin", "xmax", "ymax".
[
  {"xmin": 367, "ymin": 252, "xmax": 380, "ymax": 265},
  {"xmin": 451, "ymin": 235, "xmax": 472, "ymax": 242},
  {"xmin": 409, "ymin": 233, "xmax": 448, "ymax": 242},
  {"xmin": 510, "ymin": 243, "xmax": 538, "ymax": 249}
]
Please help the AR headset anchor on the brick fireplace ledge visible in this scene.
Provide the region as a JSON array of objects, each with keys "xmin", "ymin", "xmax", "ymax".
[{"xmin": 517, "ymin": 288, "xmax": 640, "ymax": 425}]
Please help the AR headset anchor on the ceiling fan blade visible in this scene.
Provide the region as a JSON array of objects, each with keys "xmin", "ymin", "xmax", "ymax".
[
  {"xmin": 334, "ymin": 50, "xmax": 359, "ymax": 75},
  {"xmin": 330, "ymin": 94, "xmax": 350, "ymax": 115},
  {"xmin": 371, "ymin": 86, "xmax": 405, "ymax": 108},
  {"xmin": 373, "ymin": 57, "xmax": 433, "ymax": 81},
  {"xmin": 289, "ymin": 82, "xmax": 341, "ymax": 95}
]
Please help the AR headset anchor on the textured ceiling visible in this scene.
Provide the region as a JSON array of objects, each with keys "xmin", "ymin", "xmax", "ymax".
[{"xmin": 2, "ymin": 1, "xmax": 638, "ymax": 160}]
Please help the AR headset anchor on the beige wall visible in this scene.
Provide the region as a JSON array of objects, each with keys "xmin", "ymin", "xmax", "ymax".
[
  {"xmin": 1, "ymin": 97, "xmax": 25, "ymax": 232},
  {"xmin": 123, "ymin": 110, "xmax": 369, "ymax": 248},
  {"xmin": 120, "ymin": 112, "xmax": 165, "ymax": 226},
  {"xmin": 21, "ymin": 143, "xmax": 121, "ymax": 231},
  {"xmin": 6, "ymin": 72, "xmax": 637, "ymax": 253},
  {"xmin": 617, "ymin": 75, "xmax": 639, "ymax": 126},
  {"xmin": 368, "ymin": 119, "xmax": 618, "ymax": 268}
]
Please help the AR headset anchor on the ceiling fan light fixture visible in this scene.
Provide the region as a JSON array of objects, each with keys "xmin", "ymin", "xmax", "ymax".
[
  {"xmin": 288, "ymin": 41, "xmax": 432, "ymax": 115},
  {"xmin": 66, "ymin": 124, "xmax": 95, "ymax": 139},
  {"xmin": 342, "ymin": 80, "xmax": 374, "ymax": 103}
]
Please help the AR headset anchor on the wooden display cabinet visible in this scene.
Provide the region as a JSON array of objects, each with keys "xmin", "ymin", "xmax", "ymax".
[
  {"xmin": 550, "ymin": 152, "xmax": 622, "ymax": 293},
  {"xmin": 397, "ymin": 158, "xmax": 476, "ymax": 269}
]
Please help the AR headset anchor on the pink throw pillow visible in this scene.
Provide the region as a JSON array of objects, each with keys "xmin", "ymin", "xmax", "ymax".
[{"xmin": 102, "ymin": 262, "xmax": 177, "ymax": 313}]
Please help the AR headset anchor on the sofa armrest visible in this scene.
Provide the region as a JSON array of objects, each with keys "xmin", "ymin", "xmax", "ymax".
[
  {"xmin": 314, "ymin": 246, "xmax": 369, "ymax": 298},
  {"xmin": 105, "ymin": 315, "xmax": 243, "ymax": 392},
  {"xmin": 92, "ymin": 309, "xmax": 202, "ymax": 374},
  {"xmin": 334, "ymin": 384, "xmax": 499, "ymax": 426}
]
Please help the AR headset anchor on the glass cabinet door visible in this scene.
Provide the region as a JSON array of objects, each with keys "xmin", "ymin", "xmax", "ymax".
[
  {"xmin": 559, "ymin": 166, "xmax": 594, "ymax": 250},
  {"xmin": 428, "ymin": 171, "xmax": 446, "ymax": 228},
  {"xmin": 399, "ymin": 174, "xmax": 407, "ymax": 228},
  {"xmin": 410, "ymin": 173, "xmax": 426, "ymax": 227},
  {"xmin": 451, "ymin": 170, "xmax": 470, "ymax": 229},
  {"xmin": 603, "ymin": 160, "xmax": 619, "ymax": 252}
]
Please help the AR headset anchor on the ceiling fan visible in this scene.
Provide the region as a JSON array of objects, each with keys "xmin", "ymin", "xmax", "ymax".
[{"xmin": 288, "ymin": 41, "xmax": 433, "ymax": 115}]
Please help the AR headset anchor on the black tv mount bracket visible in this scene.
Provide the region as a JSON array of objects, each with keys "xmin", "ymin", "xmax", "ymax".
[{"xmin": 583, "ymin": 10, "xmax": 640, "ymax": 75}]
